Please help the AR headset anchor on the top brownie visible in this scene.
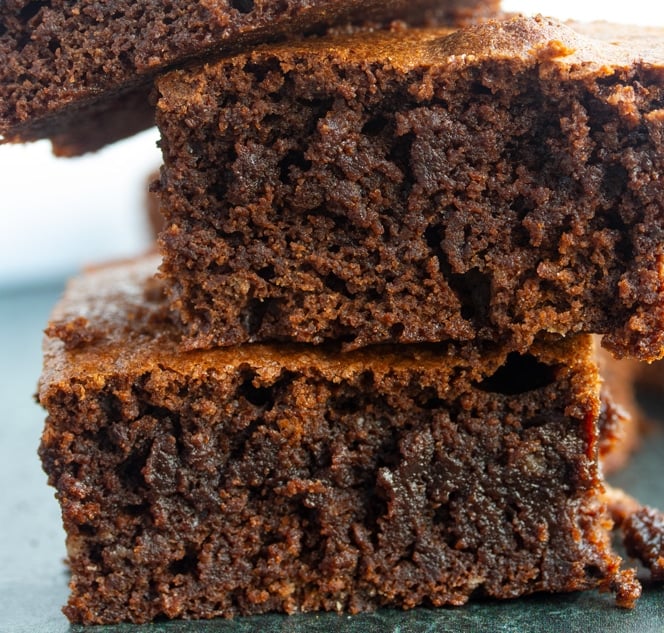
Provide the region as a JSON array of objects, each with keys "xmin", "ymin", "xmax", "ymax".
[
  {"xmin": 154, "ymin": 16, "xmax": 664, "ymax": 361},
  {"xmin": 0, "ymin": 0, "xmax": 499, "ymax": 155}
]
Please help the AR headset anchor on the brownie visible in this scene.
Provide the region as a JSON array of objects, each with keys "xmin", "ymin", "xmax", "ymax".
[
  {"xmin": 39, "ymin": 255, "xmax": 640, "ymax": 624},
  {"xmin": 604, "ymin": 486, "xmax": 664, "ymax": 582},
  {"xmin": 154, "ymin": 15, "xmax": 664, "ymax": 361},
  {"xmin": 0, "ymin": 0, "xmax": 499, "ymax": 156},
  {"xmin": 596, "ymin": 351, "xmax": 662, "ymax": 458},
  {"xmin": 622, "ymin": 507, "xmax": 664, "ymax": 581}
]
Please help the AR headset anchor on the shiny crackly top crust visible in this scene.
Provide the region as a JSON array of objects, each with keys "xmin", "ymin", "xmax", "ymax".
[{"xmin": 158, "ymin": 14, "xmax": 664, "ymax": 97}]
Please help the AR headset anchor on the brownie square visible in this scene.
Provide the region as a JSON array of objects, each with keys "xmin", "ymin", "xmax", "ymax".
[
  {"xmin": 154, "ymin": 16, "xmax": 664, "ymax": 361},
  {"xmin": 0, "ymin": 0, "xmax": 499, "ymax": 155}
]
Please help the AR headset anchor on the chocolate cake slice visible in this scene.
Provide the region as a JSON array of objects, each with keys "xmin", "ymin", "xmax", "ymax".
[
  {"xmin": 0, "ymin": 0, "xmax": 499, "ymax": 155},
  {"xmin": 39, "ymin": 255, "xmax": 639, "ymax": 624},
  {"xmin": 154, "ymin": 15, "xmax": 664, "ymax": 361}
]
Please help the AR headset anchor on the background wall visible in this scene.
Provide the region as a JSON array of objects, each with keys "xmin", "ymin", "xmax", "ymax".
[
  {"xmin": 502, "ymin": 1, "xmax": 664, "ymax": 26},
  {"xmin": 2, "ymin": 2, "xmax": 664, "ymax": 287}
]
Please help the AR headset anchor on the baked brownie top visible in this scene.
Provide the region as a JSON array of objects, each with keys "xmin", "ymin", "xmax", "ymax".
[
  {"xmin": 153, "ymin": 15, "xmax": 664, "ymax": 78},
  {"xmin": 41, "ymin": 254, "xmax": 597, "ymax": 404},
  {"xmin": 0, "ymin": 0, "xmax": 499, "ymax": 155}
]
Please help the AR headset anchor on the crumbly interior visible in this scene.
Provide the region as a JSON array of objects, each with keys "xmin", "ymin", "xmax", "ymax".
[
  {"xmin": 155, "ymin": 17, "xmax": 664, "ymax": 360},
  {"xmin": 0, "ymin": 0, "xmax": 499, "ymax": 154},
  {"xmin": 40, "ymin": 332, "xmax": 628, "ymax": 623},
  {"xmin": 621, "ymin": 506, "xmax": 664, "ymax": 581}
]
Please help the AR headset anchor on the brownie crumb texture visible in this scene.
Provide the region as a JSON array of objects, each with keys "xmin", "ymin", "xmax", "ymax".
[
  {"xmin": 0, "ymin": 0, "xmax": 499, "ymax": 154},
  {"xmin": 622, "ymin": 506, "xmax": 664, "ymax": 581},
  {"xmin": 155, "ymin": 16, "xmax": 664, "ymax": 361}
]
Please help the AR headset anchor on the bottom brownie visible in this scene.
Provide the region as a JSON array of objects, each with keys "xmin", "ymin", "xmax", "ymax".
[{"xmin": 39, "ymin": 257, "xmax": 638, "ymax": 624}]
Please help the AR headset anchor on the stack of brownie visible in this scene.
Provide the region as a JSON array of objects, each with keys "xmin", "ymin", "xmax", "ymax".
[{"xmin": 4, "ymin": 0, "xmax": 664, "ymax": 625}]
